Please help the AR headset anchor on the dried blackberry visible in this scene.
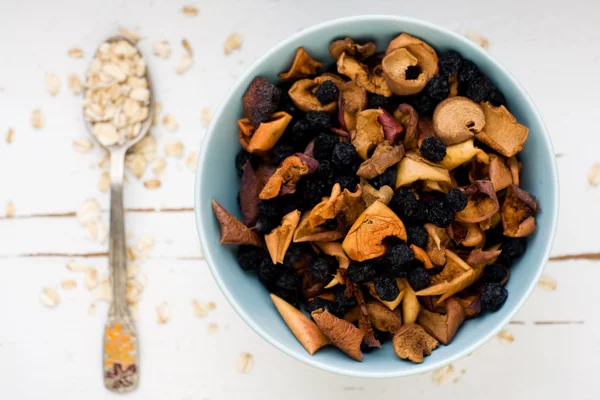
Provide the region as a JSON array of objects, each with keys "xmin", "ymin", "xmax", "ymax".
[
  {"xmin": 439, "ymin": 50, "xmax": 463, "ymax": 77},
  {"xmin": 315, "ymin": 80, "xmax": 339, "ymax": 105},
  {"xmin": 367, "ymin": 93, "xmax": 389, "ymax": 110},
  {"xmin": 488, "ymin": 85, "xmax": 507, "ymax": 107},
  {"xmin": 313, "ymin": 133, "xmax": 338, "ymax": 161},
  {"xmin": 412, "ymin": 93, "xmax": 436, "ymax": 115},
  {"xmin": 464, "ymin": 75, "xmax": 491, "ymax": 103},
  {"xmin": 481, "ymin": 282, "xmax": 508, "ymax": 311},
  {"xmin": 458, "ymin": 59, "xmax": 480, "ymax": 84},
  {"xmin": 283, "ymin": 243, "xmax": 305, "ymax": 268},
  {"xmin": 306, "ymin": 297, "xmax": 338, "ymax": 316},
  {"xmin": 271, "ymin": 143, "xmax": 295, "ymax": 165},
  {"xmin": 347, "ymin": 262, "xmax": 378, "ymax": 284},
  {"xmin": 496, "ymin": 238, "xmax": 527, "ymax": 266},
  {"xmin": 277, "ymin": 91, "xmax": 300, "ymax": 117},
  {"xmin": 370, "ymin": 166, "xmax": 397, "ymax": 189},
  {"xmin": 383, "ymin": 243, "xmax": 414, "ymax": 267},
  {"xmin": 274, "ymin": 288, "xmax": 300, "ymax": 308},
  {"xmin": 389, "ymin": 188, "xmax": 428, "ymax": 225},
  {"xmin": 288, "ymin": 119, "xmax": 318, "ymax": 150},
  {"xmin": 405, "ymin": 65, "xmax": 422, "ymax": 80},
  {"xmin": 296, "ymin": 176, "xmax": 328, "ymax": 209},
  {"xmin": 444, "ymin": 188, "xmax": 468, "ymax": 212},
  {"xmin": 332, "ymin": 285, "xmax": 357, "ymax": 313},
  {"xmin": 335, "ymin": 175, "xmax": 360, "ymax": 192},
  {"xmin": 236, "ymin": 246, "xmax": 267, "ymax": 271},
  {"xmin": 483, "ymin": 264, "xmax": 509, "ymax": 284},
  {"xmin": 316, "ymin": 160, "xmax": 336, "ymax": 186},
  {"xmin": 254, "ymin": 214, "xmax": 280, "ymax": 234},
  {"xmin": 275, "ymin": 269, "xmax": 302, "ymax": 292},
  {"xmin": 427, "ymin": 199, "xmax": 454, "ymax": 228},
  {"xmin": 332, "ymin": 141, "xmax": 357, "ymax": 169},
  {"xmin": 374, "ymin": 275, "xmax": 400, "ymax": 301},
  {"xmin": 425, "ymin": 74, "xmax": 450, "ymax": 101},
  {"xmin": 258, "ymin": 258, "xmax": 278, "ymax": 289},
  {"xmin": 406, "ymin": 225, "xmax": 428, "ymax": 249},
  {"xmin": 308, "ymin": 257, "xmax": 336, "ymax": 282},
  {"xmin": 306, "ymin": 111, "xmax": 332, "ymax": 131},
  {"xmin": 419, "ymin": 136, "xmax": 446, "ymax": 162},
  {"xmin": 407, "ymin": 265, "xmax": 430, "ymax": 291}
]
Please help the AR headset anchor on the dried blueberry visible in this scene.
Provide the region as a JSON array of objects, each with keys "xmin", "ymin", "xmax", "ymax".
[
  {"xmin": 258, "ymin": 258, "xmax": 278, "ymax": 289},
  {"xmin": 367, "ymin": 93, "xmax": 389, "ymax": 110},
  {"xmin": 464, "ymin": 75, "xmax": 491, "ymax": 103},
  {"xmin": 412, "ymin": 93, "xmax": 436, "ymax": 115},
  {"xmin": 458, "ymin": 59, "xmax": 480, "ymax": 84},
  {"xmin": 274, "ymin": 288, "xmax": 300, "ymax": 308},
  {"xmin": 347, "ymin": 262, "xmax": 378, "ymax": 284},
  {"xmin": 374, "ymin": 275, "xmax": 400, "ymax": 301},
  {"xmin": 481, "ymin": 282, "xmax": 508, "ymax": 311},
  {"xmin": 335, "ymin": 175, "xmax": 360, "ymax": 192},
  {"xmin": 308, "ymin": 257, "xmax": 336, "ymax": 282},
  {"xmin": 407, "ymin": 265, "xmax": 430, "ymax": 291},
  {"xmin": 316, "ymin": 159, "xmax": 336, "ymax": 186},
  {"xmin": 306, "ymin": 111, "xmax": 332, "ymax": 130},
  {"xmin": 283, "ymin": 243, "xmax": 305, "ymax": 268},
  {"xmin": 406, "ymin": 225, "xmax": 428, "ymax": 249},
  {"xmin": 370, "ymin": 166, "xmax": 397, "ymax": 189},
  {"xmin": 439, "ymin": 50, "xmax": 463, "ymax": 77},
  {"xmin": 296, "ymin": 176, "xmax": 328, "ymax": 209},
  {"xmin": 332, "ymin": 141, "xmax": 357, "ymax": 169},
  {"xmin": 444, "ymin": 188, "xmax": 468, "ymax": 212},
  {"xmin": 313, "ymin": 133, "xmax": 338, "ymax": 161},
  {"xmin": 483, "ymin": 264, "xmax": 509, "ymax": 284},
  {"xmin": 332, "ymin": 285, "xmax": 357, "ymax": 313},
  {"xmin": 419, "ymin": 136, "xmax": 446, "ymax": 162},
  {"xmin": 275, "ymin": 269, "xmax": 302, "ymax": 292},
  {"xmin": 488, "ymin": 85, "xmax": 507, "ymax": 107},
  {"xmin": 427, "ymin": 199, "xmax": 454, "ymax": 228},
  {"xmin": 496, "ymin": 238, "xmax": 527, "ymax": 266},
  {"xmin": 383, "ymin": 243, "xmax": 414, "ymax": 267},
  {"xmin": 237, "ymin": 246, "xmax": 267, "ymax": 271},
  {"xmin": 425, "ymin": 74, "xmax": 450, "ymax": 101},
  {"xmin": 389, "ymin": 188, "xmax": 428, "ymax": 225},
  {"xmin": 315, "ymin": 80, "xmax": 339, "ymax": 105},
  {"xmin": 271, "ymin": 143, "xmax": 295, "ymax": 165},
  {"xmin": 306, "ymin": 297, "xmax": 338, "ymax": 315}
]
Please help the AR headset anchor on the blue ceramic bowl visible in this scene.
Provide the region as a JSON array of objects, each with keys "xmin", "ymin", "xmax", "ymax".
[{"xmin": 195, "ymin": 15, "xmax": 558, "ymax": 377}]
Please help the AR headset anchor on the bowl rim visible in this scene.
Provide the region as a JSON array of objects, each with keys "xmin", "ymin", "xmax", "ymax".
[{"xmin": 194, "ymin": 14, "xmax": 559, "ymax": 378}]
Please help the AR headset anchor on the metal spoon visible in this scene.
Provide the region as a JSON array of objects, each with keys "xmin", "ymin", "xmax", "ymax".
[{"xmin": 83, "ymin": 35, "xmax": 154, "ymax": 393}]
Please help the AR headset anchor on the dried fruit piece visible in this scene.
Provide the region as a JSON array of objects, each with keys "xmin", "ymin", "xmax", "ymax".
[
  {"xmin": 342, "ymin": 200, "xmax": 407, "ymax": 261},
  {"xmin": 393, "ymin": 323, "xmax": 438, "ymax": 363},
  {"xmin": 433, "ymin": 96, "xmax": 485, "ymax": 145},
  {"xmin": 211, "ymin": 200, "xmax": 262, "ymax": 247},
  {"xmin": 279, "ymin": 47, "xmax": 323, "ymax": 80},
  {"xmin": 476, "ymin": 102, "xmax": 529, "ymax": 157},
  {"xmin": 501, "ymin": 185, "xmax": 540, "ymax": 237},
  {"xmin": 364, "ymin": 299, "xmax": 402, "ymax": 333},
  {"xmin": 455, "ymin": 180, "xmax": 499, "ymax": 223},
  {"xmin": 357, "ymin": 141, "xmax": 404, "ymax": 179},
  {"xmin": 312, "ymin": 309, "xmax": 364, "ymax": 361},
  {"xmin": 352, "ymin": 109, "xmax": 385, "ymax": 160},
  {"xmin": 238, "ymin": 112, "xmax": 292, "ymax": 154},
  {"xmin": 361, "ymin": 183, "xmax": 394, "ymax": 207},
  {"xmin": 394, "ymin": 104, "xmax": 419, "ymax": 150},
  {"xmin": 396, "ymin": 151, "xmax": 451, "ymax": 188},
  {"xmin": 440, "ymin": 139, "xmax": 481, "ymax": 171},
  {"xmin": 488, "ymin": 154, "xmax": 513, "ymax": 191},
  {"xmin": 337, "ymin": 53, "xmax": 391, "ymax": 97},
  {"xmin": 260, "ymin": 154, "xmax": 318, "ymax": 199},
  {"xmin": 338, "ymin": 80, "xmax": 367, "ymax": 131},
  {"xmin": 402, "ymin": 283, "xmax": 421, "ymax": 323},
  {"xmin": 271, "ymin": 294, "xmax": 330, "ymax": 355},
  {"xmin": 329, "ymin": 37, "xmax": 376, "ymax": 61},
  {"xmin": 288, "ymin": 74, "xmax": 344, "ymax": 113},
  {"xmin": 243, "ymin": 77, "xmax": 282, "ymax": 128},
  {"xmin": 265, "ymin": 210, "xmax": 301, "ymax": 264},
  {"xmin": 293, "ymin": 213, "xmax": 344, "ymax": 243},
  {"xmin": 417, "ymin": 297, "xmax": 465, "ymax": 344}
]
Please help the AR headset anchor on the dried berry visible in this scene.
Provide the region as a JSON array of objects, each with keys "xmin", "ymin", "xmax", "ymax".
[
  {"xmin": 313, "ymin": 133, "xmax": 338, "ymax": 161},
  {"xmin": 426, "ymin": 199, "xmax": 454, "ymax": 228},
  {"xmin": 316, "ymin": 159, "xmax": 336, "ymax": 186},
  {"xmin": 275, "ymin": 269, "xmax": 302, "ymax": 292},
  {"xmin": 332, "ymin": 141, "xmax": 357, "ymax": 169},
  {"xmin": 496, "ymin": 238, "xmax": 527, "ymax": 266},
  {"xmin": 425, "ymin": 74, "xmax": 449, "ymax": 102},
  {"xmin": 258, "ymin": 258, "xmax": 278, "ymax": 289},
  {"xmin": 306, "ymin": 111, "xmax": 332, "ymax": 131},
  {"xmin": 370, "ymin": 166, "xmax": 397, "ymax": 189},
  {"xmin": 271, "ymin": 143, "xmax": 295, "ymax": 165},
  {"xmin": 483, "ymin": 264, "xmax": 509, "ymax": 284},
  {"xmin": 283, "ymin": 243, "xmax": 305, "ymax": 268},
  {"xmin": 406, "ymin": 225, "xmax": 428, "ymax": 249},
  {"xmin": 288, "ymin": 119, "xmax": 318, "ymax": 150},
  {"xmin": 419, "ymin": 136, "xmax": 446, "ymax": 162},
  {"xmin": 444, "ymin": 188, "xmax": 468, "ymax": 212},
  {"xmin": 308, "ymin": 257, "xmax": 336, "ymax": 282},
  {"xmin": 306, "ymin": 297, "xmax": 338, "ymax": 315},
  {"xmin": 374, "ymin": 275, "xmax": 400, "ymax": 301},
  {"xmin": 367, "ymin": 93, "xmax": 389, "ymax": 110},
  {"xmin": 407, "ymin": 265, "xmax": 430, "ymax": 291},
  {"xmin": 458, "ymin": 59, "xmax": 480, "ymax": 84},
  {"xmin": 296, "ymin": 175, "xmax": 328, "ymax": 209},
  {"xmin": 347, "ymin": 262, "xmax": 378, "ymax": 284},
  {"xmin": 335, "ymin": 175, "xmax": 360, "ymax": 192},
  {"xmin": 488, "ymin": 85, "xmax": 507, "ymax": 107},
  {"xmin": 332, "ymin": 285, "xmax": 357, "ymax": 313},
  {"xmin": 383, "ymin": 243, "xmax": 414, "ymax": 267},
  {"xmin": 412, "ymin": 93, "xmax": 436, "ymax": 115},
  {"xmin": 439, "ymin": 50, "xmax": 463, "ymax": 77},
  {"xmin": 405, "ymin": 65, "xmax": 422, "ymax": 80},
  {"xmin": 315, "ymin": 80, "xmax": 339, "ymax": 105},
  {"xmin": 389, "ymin": 188, "xmax": 428, "ymax": 225},
  {"xmin": 481, "ymin": 282, "xmax": 508, "ymax": 311},
  {"xmin": 464, "ymin": 75, "xmax": 491, "ymax": 103},
  {"xmin": 237, "ymin": 246, "xmax": 267, "ymax": 271},
  {"xmin": 274, "ymin": 287, "xmax": 300, "ymax": 309}
]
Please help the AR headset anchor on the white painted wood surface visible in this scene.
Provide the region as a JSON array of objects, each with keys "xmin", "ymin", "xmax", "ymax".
[{"xmin": 0, "ymin": 0, "xmax": 598, "ymax": 398}]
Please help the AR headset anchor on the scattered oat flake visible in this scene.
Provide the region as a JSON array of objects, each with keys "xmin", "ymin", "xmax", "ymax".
[
  {"xmin": 207, "ymin": 302, "xmax": 216, "ymax": 310},
  {"xmin": 91, "ymin": 279, "xmax": 112, "ymax": 302},
  {"xmin": 119, "ymin": 27, "xmax": 141, "ymax": 43},
  {"xmin": 61, "ymin": 279, "xmax": 77, "ymax": 290},
  {"xmin": 224, "ymin": 33, "xmax": 242, "ymax": 55},
  {"xmin": 182, "ymin": 5, "xmax": 199, "ymax": 16},
  {"xmin": 588, "ymin": 164, "xmax": 600, "ymax": 187},
  {"xmin": 77, "ymin": 198, "xmax": 101, "ymax": 224},
  {"xmin": 67, "ymin": 73, "xmax": 83, "ymax": 95},
  {"xmin": 497, "ymin": 329, "xmax": 515, "ymax": 344},
  {"xmin": 235, "ymin": 353, "xmax": 254, "ymax": 374},
  {"xmin": 433, "ymin": 364, "xmax": 455, "ymax": 385},
  {"xmin": 68, "ymin": 47, "xmax": 84, "ymax": 59},
  {"xmin": 182, "ymin": 39, "xmax": 193, "ymax": 55},
  {"xmin": 175, "ymin": 54, "xmax": 193, "ymax": 74},
  {"xmin": 192, "ymin": 299, "xmax": 209, "ymax": 317},
  {"xmin": 152, "ymin": 157, "xmax": 167, "ymax": 176},
  {"xmin": 45, "ymin": 72, "xmax": 61, "ymax": 96},
  {"xmin": 66, "ymin": 260, "xmax": 88, "ymax": 272},
  {"xmin": 85, "ymin": 268, "xmax": 99, "ymax": 289},
  {"xmin": 465, "ymin": 30, "xmax": 489, "ymax": 49},
  {"xmin": 186, "ymin": 152, "xmax": 198, "ymax": 171},
  {"xmin": 201, "ymin": 107, "xmax": 212, "ymax": 128},
  {"xmin": 165, "ymin": 141, "xmax": 184, "ymax": 158},
  {"xmin": 98, "ymin": 172, "xmax": 110, "ymax": 192},
  {"xmin": 144, "ymin": 179, "xmax": 161, "ymax": 189},
  {"xmin": 207, "ymin": 323, "xmax": 218, "ymax": 333},
  {"xmin": 134, "ymin": 235, "xmax": 155, "ymax": 260},
  {"xmin": 98, "ymin": 154, "xmax": 110, "ymax": 170},
  {"xmin": 73, "ymin": 137, "xmax": 94, "ymax": 153},
  {"xmin": 152, "ymin": 102, "xmax": 162, "ymax": 126},
  {"xmin": 538, "ymin": 275, "xmax": 557, "ymax": 291},
  {"xmin": 5, "ymin": 201, "xmax": 15, "ymax": 218},
  {"xmin": 156, "ymin": 302, "xmax": 170, "ymax": 324},
  {"xmin": 152, "ymin": 40, "xmax": 171, "ymax": 58},
  {"xmin": 5, "ymin": 128, "xmax": 14, "ymax": 143},
  {"xmin": 127, "ymin": 263, "xmax": 139, "ymax": 279},
  {"xmin": 162, "ymin": 114, "xmax": 179, "ymax": 132},
  {"xmin": 31, "ymin": 110, "xmax": 44, "ymax": 129},
  {"xmin": 88, "ymin": 303, "xmax": 97, "ymax": 316},
  {"xmin": 40, "ymin": 287, "xmax": 60, "ymax": 308},
  {"xmin": 125, "ymin": 153, "xmax": 147, "ymax": 179}
]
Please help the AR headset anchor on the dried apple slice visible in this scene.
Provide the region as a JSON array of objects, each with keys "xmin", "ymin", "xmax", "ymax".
[
  {"xmin": 439, "ymin": 139, "xmax": 480, "ymax": 171},
  {"xmin": 507, "ymin": 156, "xmax": 521, "ymax": 186},
  {"xmin": 411, "ymin": 244, "xmax": 434, "ymax": 269},
  {"xmin": 432, "ymin": 96, "xmax": 485, "ymax": 145},
  {"xmin": 394, "ymin": 103, "xmax": 419, "ymax": 150},
  {"xmin": 357, "ymin": 141, "xmax": 405, "ymax": 179},
  {"xmin": 260, "ymin": 154, "xmax": 319, "ymax": 199},
  {"xmin": 279, "ymin": 47, "xmax": 323, "ymax": 80},
  {"xmin": 378, "ymin": 109, "xmax": 405, "ymax": 144},
  {"xmin": 329, "ymin": 37, "xmax": 376, "ymax": 61},
  {"xmin": 238, "ymin": 112, "xmax": 293, "ymax": 154},
  {"xmin": 466, "ymin": 247, "xmax": 502, "ymax": 267},
  {"xmin": 367, "ymin": 278, "xmax": 407, "ymax": 310},
  {"xmin": 396, "ymin": 151, "xmax": 451, "ymax": 188},
  {"xmin": 417, "ymin": 297, "xmax": 465, "ymax": 345},
  {"xmin": 488, "ymin": 154, "xmax": 513, "ymax": 191},
  {"xmin": 501, "ymin": 185, "xmax": 540, "ymax": 237},
  {"xmin": 361, "ymin": 182, "xmax": 394, "ymax": 207},
  {"xmin": 455, "ymin": 180, "xmax": 500, "ymax": 223},
  {"xmin": 456, "ymin": 294, "xmax": 482, "ymax": 318},
  {"xmin": 393, "ymin": 323, "xmax": 439, "ymax": 363},
  {"xmin": 337, "ymin": 53, "xmax": 392, "ymax": 97},
  {"xmin": 338, "ymin": 80, "xmax": 367, "ymax": 131},
  {"xmin": 476, "ymin": 102, "xmax": 529, "ymax": 157},
  {"xmin": 293, "ymin": 213, "xmax": 344, "ymax": 243},
  {"xmin": 211, "ymin": 200, "xmax": 262, "ymax": 247},
  {"xmin": 311, "ymin": 309, "xmax": 365, "ymax": 361},
  {"xmin": 315, "ymin": 241, "xmax": 350, "ymax": 288},
  {"xmin": 352, "ymin": 109, "xmax": 385, "ymax": 160},
  {"xmin": 265, "ymin": 210, "xmax": 301, "ymax": 264},
  {"xmin": 424, "ymin": 223, "xmax": 449, "ymax": 267},
  {"xmin": 270, "ymin": 294, "xmax": 330, "ymax": 355},
  {"xmin": 365, "ymin": 299, "xmax": 402, "ymax": 333},
  {"xmin": 402, "ymin": 283, "xmax": 421, "ymax": 324},
  {"xmin": 342, "ymin": 200, "xmax": 407, "ymax": 261}
]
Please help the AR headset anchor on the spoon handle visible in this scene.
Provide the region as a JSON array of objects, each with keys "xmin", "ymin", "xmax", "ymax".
[{"xmin": 103, "ymin": 149, "xmax": 139, "ymax": 392}]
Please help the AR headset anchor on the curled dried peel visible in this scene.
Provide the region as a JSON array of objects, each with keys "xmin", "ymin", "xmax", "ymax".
[
  {"xmin": 337, "ymin": 53, "xmax": 392, "ymax": 97},
  {"xmin": 357, "ymin": 141, "xmax": 404, "ymax": 179},
  {"xmin": 342, "ymin": 200, "xmax": 407, "ymax": 261},
  {"xmin": 361, "ymin": 183, "xmax": 394, "ymax": 207},
  {"xmin": 393, "ymin": 104, "xmax": 419, "ymax": 150},
  {"xmin": 501, "ymin": 185, "xmax": 540, "ymax": 237},
  {"xmin": 293, "ymin": 213, "xmax": 343, "ymax": 243},
  {"xmin": 312, "ymin": 309, "xmax": 364, "ymax": 361},
  {"xmin": 402, "ymin": 284, "xmax": 421, "ymax": 323},
  {"xmin": 307, "ymin": 184, "xmax": 365, "ymax": 231},
  {"xmin": 393, "ymin": 323, "xmax": 439, "ymax": 363},
  {"xmin": 364, "ymin": 300, "xmax": 402, "ymax": 333},
  {"xmin": 338, "ymin": 80, "xmax": 367, "ymax": 131},
  {"xmin": 239, "ymin": 161, "xmax": 260, "ymax": 226},
  {"xmin": 411, "ymin": 244, "xmax": 434, "ymax": 269},
  {"xmin": 466, "ymin": 247, "xmax": 502, "ymax": 267},
  {"xmin": 279, "ymin": 47, "xmax": 323, "ymax": 80},
  {"xmin": 238, "ymin": 112, "xmax": 292, "ymax": 154},
  {"xmin": 417, "ymin": 297, "xmax": 465, "ymax": 345},
  {"xmin": 270, "ymin": 294, "xmax": 329, "ymax": 355},
  {"xmin": 289, "ymin": 79, "xmax": 336, "ymax": 113},
  {"xmin": 395, "ymin": 151, "xmax": 451, "ymax": 188},
  {"xmin": 488, "ymin": 154, "xmax": 513, "ymax": 191},
  {"xmin": 449, "ymin": 222, "xmax": 485, "ymax": 247},
  {"xmin": 260, "ymin": 154, "xmax": 318, "ymax": 199},
  {"xmin": 316, "ymin": 241, "xmax": 350, "ymax": 288},
  {"xmin": 211, "ymin": 200, "xmax": 261, "ymax": 247},
  {"xmin": 439, "ymin": 139, "xmax": 480, "ymax": 171},
  {"xmin": 476, "ymin": 102, "xmax": 529, "ymax": 157},
  {"xmin": 424, "ymin": 223, "xmax": 448, "ymax": 266},
  {"xmin": 433, "ymin": 96, "xmax": 485, "ymax": 145},
  {"xmin": 507, "ymin": 156, "xmax": 521, "ymax": 186},
  {"xmin": 352, "ymin": 109, "xmax": 385, "ymax": 160},
  {"xmin": 455, "ymin": 180, "xmax": 500, "ymax": 223},
  {"xmin": 265, "ymin": 210, "xmax": 301, "ymax": 264},
  {"xmin": 329, "ymin": 37, "xmax": 376, "ymax": 61}
]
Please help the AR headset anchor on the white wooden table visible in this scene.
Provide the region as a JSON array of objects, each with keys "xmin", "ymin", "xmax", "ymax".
[{"xmin": 0, "ymin": 0, "xmax": 598, "ymax": 398}]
